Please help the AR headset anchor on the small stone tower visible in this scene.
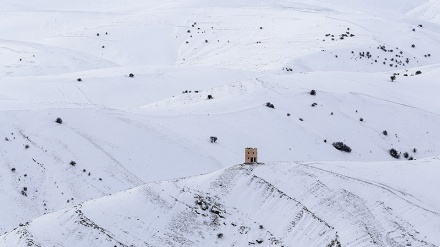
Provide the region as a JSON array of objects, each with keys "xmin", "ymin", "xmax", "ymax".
[{"xmin": 245, "ymin": 147, "xmax": 258, "ymax": 163}]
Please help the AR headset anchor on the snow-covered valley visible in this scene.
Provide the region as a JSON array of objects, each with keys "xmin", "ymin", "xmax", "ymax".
[{"xmin": 0, "ymin": 0, "xmax": 440, "ymax": 246}]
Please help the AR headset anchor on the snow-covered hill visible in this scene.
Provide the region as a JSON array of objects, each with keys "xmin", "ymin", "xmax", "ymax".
[
  {"xmin": 1, "ymin": 0, "xmax": 440, "ymax": 246},
  {"xmin": 1, "ymin": 159, "xmax": 440, "ymax": 246}
]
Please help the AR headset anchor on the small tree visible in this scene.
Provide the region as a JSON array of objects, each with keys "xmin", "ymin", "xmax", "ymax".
[
  {"xmin": 390, "ymin": 75, "xmax": 396, "ymax": 82},
  {"xmin": 70, "ymin": 161, "xmax": 76, "ymax": 166},
  {"xmin": 210, "ymin": 136, "xmax": 217, "ymax": 143},
  {"xmin": 55, "ymin": 118, "xmax": 63, "ymax": 124},
  {"xmin": 389, "ymin": 148, "xmax": 400, "ymax": 159},
  {"xmin": 77, "ymin": 78, "xmax": 82, "ymax": 82},
  {"xmin": 129, "ymin": 73, "xmax": 135, "ymax": 78},
  {"xmin": 310, "ymin": 90, "xmax": 316, "ymax": 96},
  {"xmin": 382, "ymin": 130, "xmax": 388, "ymax": 136},
  {"xmin": 207, "ymin": 95, "xmax": 213, "ymax": 100}
]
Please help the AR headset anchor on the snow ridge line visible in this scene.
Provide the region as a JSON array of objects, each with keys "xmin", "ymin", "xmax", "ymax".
[
  {"xmin": 249, "ymin": 173, "xmax": 335, "ymax": 230},
  {"xmin": 73, "ymin": 204, "xmax": 133, "ymax": 247},
  {"xmin": 305, "ymin": 164, "xmax": 440, "ymax": 216}
]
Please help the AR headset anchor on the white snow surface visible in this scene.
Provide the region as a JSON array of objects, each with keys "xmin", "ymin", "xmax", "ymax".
[{"xmin": 1, "ymin": 0, "xmax": 440, "ymax": 246}]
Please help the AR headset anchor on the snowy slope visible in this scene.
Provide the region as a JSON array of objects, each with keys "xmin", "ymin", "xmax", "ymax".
[
  {"xmin": 1, "ymin": 0, "xmax": 440, "ymax": 245},
  {"xmin": 1, "ymin": 158, "xmax": 439, "ymax": 246}
]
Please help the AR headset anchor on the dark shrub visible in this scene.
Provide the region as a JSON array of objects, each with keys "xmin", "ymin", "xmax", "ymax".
[
  {"xmin": 11, "ymin": 168, "xmax": 16, "ymax": 172},
  {"xmin": 70, "ymin": 161, "xmax": 76, "ymax": 166},
  {"xmin": 217, "ymin": 233, "xmax": 223, "ymax": 238},
  {"xmin": 311, "ymin": 103, "xmax": 317, "ymax": 107},
  {"xmin": 77, "ymin": 78, "xmax": 82, "ymax": 82},
  {"xmin": 389, "ymin": 148, "xmax": 400, "ymax": 159},
  {"xmin": 25, "ymin": 144, "xmax": 29, "ymax": 149},
  {"xmin": 265, "ymin": 102, "xmax": 274, "ymax": 108},
  {"xmin": 415, "ymin": 71, "xmax": 422, "ymax": 75},
  {"xmin": 382, "ymin": 130, "xmax": 388, "ymax": 136},
  {"xmin": 359, "ymin": 118, "xmax": 363, "ymax": 122},
  {"xmin": 207, "ymin": 95, "xmax": 213, "ymax": 100},
  {"xmin": 299, "ymin": 118, "xmax": 303, "ymax": 121},
  {"xmin": 413, "ymin": 148, "xmax": 417, "ymax": 153},
  {"xmin": 332, "ymin": 142, "xmax": 352, "ymax": 153},
  {"xmin": 55, "ymin": 118, "xmax": 63, "ymax": 124},
  {"xmin": 129, "ymin": 73, "xmax": 134, "ymax": 78},
  {"xmin": 403, "ymin": 152, "xmax": 409, "ymax": 159},
  {"xmin": 390, "ymin": 75, "xmax": 396, "ymax": 82},
  {"xmin": 287, "ymin": 113, "xmax": 290, "ymax": 116},
  {"xmin": 411, "ymin": 44, "xmax": 415, "ymax": 48},
  {"xmin": 210, "ymin": 136, "xmax": 217, "ymax": 143},
  {"xmin": 310, "ymin": 90, "xmax": 316, "ymax": 96}
]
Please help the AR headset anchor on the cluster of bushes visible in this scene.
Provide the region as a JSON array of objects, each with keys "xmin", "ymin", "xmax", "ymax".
[
  {"xmin": 332, "ymin": 142, "xmax": 352, "ymax": 153},
  {"xmin": 389, "ymin": 148, "xmax": 416, "ymax": 160},
  {"xmin": 323, "ymin": 28, "xmax": 355, "ymax": 42}
]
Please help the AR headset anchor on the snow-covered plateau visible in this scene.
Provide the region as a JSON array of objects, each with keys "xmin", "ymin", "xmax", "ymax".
[{"xmin": 0, "ymin": 0, "xmax": 439, "ymax": 246}]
